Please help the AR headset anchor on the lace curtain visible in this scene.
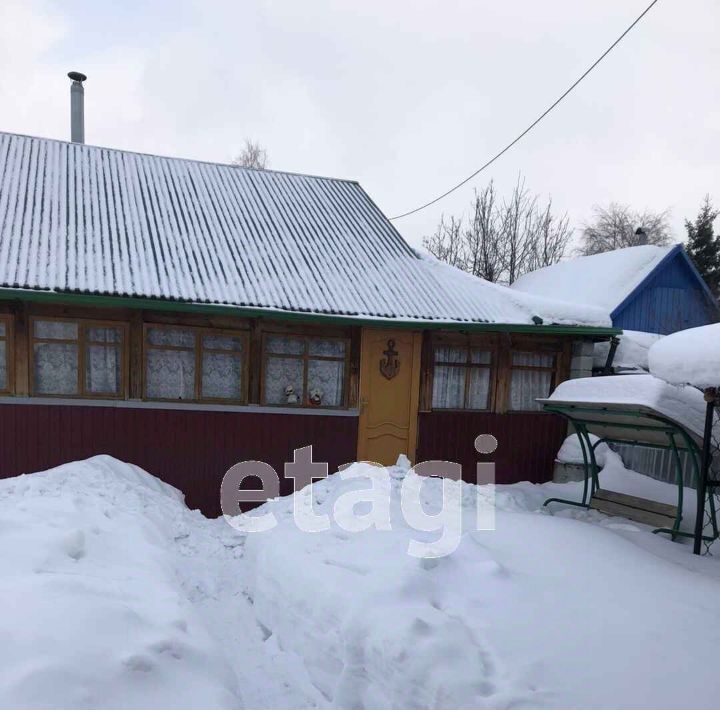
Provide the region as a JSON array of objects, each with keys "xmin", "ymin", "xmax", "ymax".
[
  {"xmin": 432, "ymin": 346, "xmax": 491, "ymax": 409},
  {"xmin": 0, "ymin": 322, "xmax": 6, "ymax": 390},
  {"xmin": 146, "ymin": 348, "xmax": 195, "ymax": 400},
  {"xmin": 308, "ymin": 359, "xmax": 344, "ymax": 406},
  {"xmin": 202, "ymin": 351, "xmax": 243, "ymax": 399},
  {"xmin": 33, "ymin": 342, "xmax": 78, "ymax": 395},
  {"xmin": 265, "ymin": 356, "xmax": 303, "ymax": 404},
  {"xmin": 263, "ymin": 335, "xmax": 346, "ymax": 406},
  {"xmin": 508, "ymin": 352, "xmax": 554, "ymax": 411},
  {"xmin": 85, "ymin": 344, "xmax": 121, "ymax": 394},
  {"xmin": 0, "ymin": 340, "xmax": 6, "ymax": 391}
]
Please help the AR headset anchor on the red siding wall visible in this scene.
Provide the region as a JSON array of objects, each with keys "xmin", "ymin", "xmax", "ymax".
[
  {"xmin": 417, "ymin": 411, "xmax": 566, "ymax": 485},
  {"xmin": 0, "ymin": 403, "xmax": 358, "ymax": 516}
]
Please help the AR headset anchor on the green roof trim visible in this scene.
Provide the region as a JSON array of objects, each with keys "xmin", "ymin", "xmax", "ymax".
[{"xmin": 0, "ymin": 287, "xmax": 621, "ymax": 337}]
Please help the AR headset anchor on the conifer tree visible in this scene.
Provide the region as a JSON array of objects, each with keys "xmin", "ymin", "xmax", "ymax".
[{"xmin": 686, "ymin": 196, "xmax": 720, "ymax": 295}]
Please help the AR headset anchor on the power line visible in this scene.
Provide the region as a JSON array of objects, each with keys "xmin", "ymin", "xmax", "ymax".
[{"xmin": 390, "ymin": 0, "xmax": 660, "ymax": 221}]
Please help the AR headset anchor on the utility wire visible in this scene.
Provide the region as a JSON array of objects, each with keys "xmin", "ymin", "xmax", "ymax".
[{"xmin": 390, "ymin": 0, "xmax": 660, "ymax": 220}]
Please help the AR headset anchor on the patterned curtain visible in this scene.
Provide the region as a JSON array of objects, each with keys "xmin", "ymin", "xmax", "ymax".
[
  {"xmin": 146, "ymin": 349, "xmax": 195, "ymax": 400},
  {"xmin": 85, "ymin": 344, "xmax": 121, "ymax": 394},
  {"xmin": 33, "ymin": 342, "xmax": 78, "ymax": 395},
  {"xmin": 308, "ymin": 359, "xmax": 344, "ymax": 406},
  {"xmin": 265, "ymin": 357, "xmax": 303, "ymax": 404},
  {"xmin": 202, "ymin": 351, "xmax": 243, "ymax": 399}
]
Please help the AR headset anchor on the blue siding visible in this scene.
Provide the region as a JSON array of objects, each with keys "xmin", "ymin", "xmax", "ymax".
[{"xmin": 613, "ymin": 250, "xmax": 719, "ymax": 334}]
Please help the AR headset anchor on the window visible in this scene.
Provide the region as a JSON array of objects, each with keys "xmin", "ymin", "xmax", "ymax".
[
  {"xmin": 262, "ymin": 333, "xmax": 348, "ymax": 408},
  {"xmin": 31, "ymin": 319, "xmax": 127, "ymax": 398},
  {"xmin": 508, "ymin": 351, "xmax": 555, "ymax": 411},
  {"xmin": 0, "ymin": 317, "xmax": 10, "ymax": 393},
  {"xmin": 432, "ymin": 344, "xmax": 492, "ymax": 410},
  {"xmin": 144, "ymin": 325, "xmax": 248, "ymax": 402}
]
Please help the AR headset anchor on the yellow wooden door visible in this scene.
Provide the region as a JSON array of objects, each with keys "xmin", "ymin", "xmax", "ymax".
[{"xmin": 357, "ymin": 329, "xmax": 422, "ymax": 466}]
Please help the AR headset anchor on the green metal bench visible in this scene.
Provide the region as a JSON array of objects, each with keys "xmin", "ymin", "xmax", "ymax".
[{"xmin": 540, "ymin": 401, "xmax": 719, "ymax": 543}]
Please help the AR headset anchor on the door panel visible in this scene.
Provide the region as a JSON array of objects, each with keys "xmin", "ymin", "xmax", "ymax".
[{"xmin": 357, "ymin": 329, "xmax": 422, "ymax": 466}]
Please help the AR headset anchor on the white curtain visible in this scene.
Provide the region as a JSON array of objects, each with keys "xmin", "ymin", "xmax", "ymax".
[
  {"xmin": 146, "ymin": 348, "xmax": 195, "ymax": 400},
  {"xmin": 432, "ymin": 365, "xmax": 465, "ymax": 408},
  {"xmin": 33, "ymin": 342, "xmax": 78, "ymax": 395},
  {"xmin": 0, "ymin": 340, "xmax": 6, "ymax": 390},
  {"xmin": 308, "ymin": 359, "xmax": 344, "ymax": 406},
  {"xmin": 85, "ymin": 344, "xmax": 121, "ymax": 394},
  {"xmin": 509, "ymin": 351, "xmax": 554, "ymax": 411},
  {"xmin": 264, "ymin": 357, "xmax": 303, "ymax": 404},
  {"xmin": 202, "ymin": 351, "xmax": 243, "ymax": 399},
  {"xmin": 433, "ymin": 346, "xmax": 491, "ymax": 409}
]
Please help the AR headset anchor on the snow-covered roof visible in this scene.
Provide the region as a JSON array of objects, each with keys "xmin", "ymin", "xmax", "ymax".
[
  {"xmin": 511, "ymin": 245, "xmax": 675, "ymax": 313},
  {"xmin": 0, "ymin": 131, "xmax": 610, "ymax": 328},
  {"xmin": 648, "ymin": 323, "xmax": 720, "ymax": 389},
  {"xmin": 546, "ymin": 374, "xmax": 717, "ymax": 441}
]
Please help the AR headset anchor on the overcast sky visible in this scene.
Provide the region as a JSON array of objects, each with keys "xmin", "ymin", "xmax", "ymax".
[{"xmin": 1, "ymin": 0, "xmax": 718, "ymax": 251}]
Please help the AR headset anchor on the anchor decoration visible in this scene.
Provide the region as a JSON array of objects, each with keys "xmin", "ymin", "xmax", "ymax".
[{"xmin": 379, "ymin": 339, "xmax": 400, "ymax": 380}]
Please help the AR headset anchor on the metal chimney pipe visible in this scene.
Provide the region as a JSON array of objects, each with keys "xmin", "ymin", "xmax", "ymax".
[{"xmin": 67, "ymin": 71, "xmax": 87, "ymax": 143}]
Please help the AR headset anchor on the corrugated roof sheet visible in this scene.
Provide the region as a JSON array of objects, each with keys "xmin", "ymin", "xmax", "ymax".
[{"xmin": 0, "ymin": 131, "xmax": 609, "ymax": 326}]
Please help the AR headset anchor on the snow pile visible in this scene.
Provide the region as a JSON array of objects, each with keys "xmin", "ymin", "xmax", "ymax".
[
  {"xmin": 556, "ymin": 432, "xmax": 610, "ymax": 466},
  {"xmin": 593, "ymin": 330, "xmax": 664, "ymax": 373},
  {"xmin": 4, "ymin": 455, "xmax": 720, "ymax": 709},
  {"xmin": 649, "ymin": 323, "xmax": 720, "ymax": 389},
  {"xmin": 0, "ymin": 456, "xmax": 243, "ymax": 710},
  {"xmin": 547, "ymin": 373, "xmax": 717, "ymax": 439},
  {"xmin": 243, "ymin": 459, "xmax": 720, "ymax": 710},
  {"xmin": 511, "ymin": 244, "xmax": 673, "ymax": 311}
]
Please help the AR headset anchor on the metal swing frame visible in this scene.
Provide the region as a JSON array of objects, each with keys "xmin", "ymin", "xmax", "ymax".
[{"xmin": 540, "ymin": 402, "xmax": 719, "ymax": 543}]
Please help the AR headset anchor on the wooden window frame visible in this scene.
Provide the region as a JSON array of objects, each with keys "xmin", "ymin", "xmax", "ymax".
[
  {"xmin": 29, "ymin": 316, "xmax": 129, "ymax": 399},
  {"xmin": 505, "ymin": 349, "xmax": 558, "ymax": 413},
  {"xmin": 142, "ymin": 323, "xmax": 250, "ymax": 404},
  {"xmin": 260, "ymin": 331, "xmax": 351, "ymax": 409},
  {"xmin": 0, "ymin": 314, "xmax": 13, "ymax": 395},
  {"xmin": 425, "ymin": 333, "xmax": 570, "ymax": 414},
  {"xmin": 430, "ymin": 340, "xmax": 497, "ymax": 411}
]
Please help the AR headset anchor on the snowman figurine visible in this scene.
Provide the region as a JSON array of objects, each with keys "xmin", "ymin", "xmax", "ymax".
[
  {"xmin": 285, "ymin": 385, "xmax": 298, "ymax": 404},
  {"xmin": 309, "ymin": 387, "xmax": 324, "ymax": 407}
]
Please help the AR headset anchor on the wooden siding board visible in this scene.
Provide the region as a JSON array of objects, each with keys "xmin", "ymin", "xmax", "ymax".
[
  {"xmin": 613, "ymin": 251, "xmax": 719, "ymax": 334},
  {"xmin": 0, "ymin": 403, "xmax": 358, "ymax": 516},
  {"xmin": 417, "ymin": 411, "xmax": 566, "ymax": 484}
]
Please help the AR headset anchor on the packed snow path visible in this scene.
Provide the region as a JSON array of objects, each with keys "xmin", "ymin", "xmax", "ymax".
[{"xmin": 1, "ymin": 455, "xmax": 720, "ymax": 709}]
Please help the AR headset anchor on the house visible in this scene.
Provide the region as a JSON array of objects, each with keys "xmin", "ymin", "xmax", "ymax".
[
  {"xmin": 511, "ymin": 244, "xmax": 720, "ymax": 336},
  {"xmin": 0, "ymin": 130, "xmax": 617, "ymax": 514}
]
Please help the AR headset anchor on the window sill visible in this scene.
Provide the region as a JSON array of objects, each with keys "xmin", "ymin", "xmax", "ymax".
[{"xmin": 0, "ymin": 395, "xmax": 359, "ymax": 417}]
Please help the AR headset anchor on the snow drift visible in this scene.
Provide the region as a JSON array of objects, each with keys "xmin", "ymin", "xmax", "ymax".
[
  {"xmin": 0, "ymin": 456, "xmax": 243, "ymax": 710},
  {"xmin": 243, "ymin": 460, "xmax": 720, "ymax": 710},
  {"xmin": 2, "ymin": 455, "xmax": 720, "ymax": 709}
]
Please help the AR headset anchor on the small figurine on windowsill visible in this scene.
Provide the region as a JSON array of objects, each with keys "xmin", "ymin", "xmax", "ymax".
[
  {"xmin": 309, "ymin": 387, "xmax": 324, "ymax": 407},
  {"xmin": 285, "ymin": 385, "xmax": 299, "ymax": 404}
]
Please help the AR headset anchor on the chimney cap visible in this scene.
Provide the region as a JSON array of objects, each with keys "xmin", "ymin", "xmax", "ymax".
[{"xmin": 68, "ymin": 71, "xmax": 87, "ymax": 83}]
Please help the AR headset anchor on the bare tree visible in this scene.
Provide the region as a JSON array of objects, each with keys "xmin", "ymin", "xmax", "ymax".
[
  {"xmin": 423, "ymin": 215, "xmax": 464, "ymax": 269},
  {"xmin": 528, "ymin": 199, "xmax": 573, "ymax": 272},
  {"xmin": 423, "ymin": 177, "xmax": 572, "ymax": 283},
  {"xmin": 500, "ymin": 177, "xmax": 538, "ymax": 284},
  {"xmin": 232, "ymin": 139, "xmax": 269, "ymax": 169},
  {"xmin": 578, "ymin": 203, "xmax": 672, "ymax": 255},
  {"xmin": 465, "ymin": 183, "xmax": 504, "ymax": 282}
]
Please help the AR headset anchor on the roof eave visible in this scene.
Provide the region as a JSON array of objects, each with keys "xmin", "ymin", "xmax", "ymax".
[{"xmin": 0, "ymin": 287, "xmax": 620, "ymax": 337}]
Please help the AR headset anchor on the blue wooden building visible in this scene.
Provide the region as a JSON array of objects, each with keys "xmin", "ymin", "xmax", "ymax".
[{"xmin": 513, "ymin": 244, "xmax": 719, "ymax": 335}]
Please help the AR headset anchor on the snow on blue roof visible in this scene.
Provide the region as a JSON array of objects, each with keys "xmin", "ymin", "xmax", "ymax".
[
  {"xmin": 511, "ymin": 245, "xmax": 674, "ymax": 313},
  {"xmin": 0, "ymin": 131, "xmax": 609, "ymax": 327}
]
